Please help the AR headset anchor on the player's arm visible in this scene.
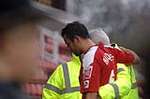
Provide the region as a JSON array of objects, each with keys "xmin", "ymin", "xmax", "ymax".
[
  {"xmin": 83, "ymin": 93, "xmax": 100, "ymax": 99},
  {"xmin": 119, "ymin": 47, "xmax": 140, "ymax": 64},
  {"xmin": 110, "ymin": 46, "xmax": 140, "ymax": 64}
]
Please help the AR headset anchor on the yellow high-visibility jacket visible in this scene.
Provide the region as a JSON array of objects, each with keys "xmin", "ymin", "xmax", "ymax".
[
  {"xmin": 42, "ymin": 55, "xmax": 82, "ymax": 99},
  {"xmin": 42, "ymin": 55, "xmax": 139, "ymax": 99},
  {"xmin": 99, "ymin": 63, "xmax": 139, "ymax": 99}
]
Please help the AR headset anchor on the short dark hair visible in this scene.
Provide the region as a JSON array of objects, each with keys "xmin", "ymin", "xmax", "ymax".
[{"xmin": 61, "ymin": 21, "xmax": 90, "ymax": 41}]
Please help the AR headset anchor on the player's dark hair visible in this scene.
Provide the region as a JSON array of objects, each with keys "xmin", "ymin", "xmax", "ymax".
[{"xmin": 61, "ymin": 21, "xmax": 90, "ymax": 41}]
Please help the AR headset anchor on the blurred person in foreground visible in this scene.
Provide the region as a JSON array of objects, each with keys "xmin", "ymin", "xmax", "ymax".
[
  {"xmin": 42, "ymin": 28, "xmax": 139, "ymax": 99},
  {"xmin": 0, "ymin": 0, "xmax": 43, "ymax": 99},
  {"xmin": 61, "ymin": 21, "xmax": 140, "ymax": 99}
]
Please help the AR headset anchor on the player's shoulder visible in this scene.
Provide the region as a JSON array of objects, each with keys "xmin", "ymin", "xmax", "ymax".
[
  {"xmin": 104, "ymin": 45, "xmax": 113, "ymax": 48},
  {"xmin": 84, "ymin": 46, "xmax": 98, "ymax": 56},
  {"xmin": 104, "ymin": 45, "xmax": 119, "ymax": 51},
  {"xmin": 82, "ymin": 46, "xmax": 98, "ymax": 68}
]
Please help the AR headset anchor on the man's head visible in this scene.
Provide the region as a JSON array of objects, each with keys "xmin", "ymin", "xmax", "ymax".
[
  {"xmin": 0, "ymin": 0, "xmax": 43, "ymax": 80},
  {"xmin": 0, "ymin": 0, "xmax": 43, "ymax": 29},
  {"xmin": 89, "ymin": 28, "xmax": 110, "ymax": 45},
  {"xmin": 61, "ymin": 21, "xmax": 90, "ymax": 56}
]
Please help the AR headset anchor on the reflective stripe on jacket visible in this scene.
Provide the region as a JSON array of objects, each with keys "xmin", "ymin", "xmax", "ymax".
[
  {"xmin": 99, "ymin": 63, "xmax": 139, "ymax": 99},
  {"xmin": 42, "ymin": 55, "xmax": 82, "ymax": 99}
]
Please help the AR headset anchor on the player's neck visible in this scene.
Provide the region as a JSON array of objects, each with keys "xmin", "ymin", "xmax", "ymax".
[{"xmin": 81, "ymin": 39, "xmax": 95, "ymax": 54}]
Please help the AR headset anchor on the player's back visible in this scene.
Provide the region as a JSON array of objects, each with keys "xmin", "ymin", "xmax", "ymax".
[
  {"xmin": 80, "ymin": 43, "xmax": 117, "ymax": 92},
  {"xmin": 94, "ymin": 43, "xmax": 117, "ymax": 86}
]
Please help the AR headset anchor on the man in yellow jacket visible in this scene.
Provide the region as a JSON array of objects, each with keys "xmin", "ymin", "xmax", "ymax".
[
  {"xmin": 42, "ymin": 54, "xmax": 81, "ymax": 99},
  {"xmin": 99, "ymin": 44, "xmax": 139, "ymax": 99},
  {"xmin": 42, "ymin": 28, "xmax": 139, "ymax": 99}
]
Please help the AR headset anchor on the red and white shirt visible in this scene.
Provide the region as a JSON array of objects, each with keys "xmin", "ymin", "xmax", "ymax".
[{"xmin": 79, "ymin": 43, "xmax": 134, "ymax": 93}]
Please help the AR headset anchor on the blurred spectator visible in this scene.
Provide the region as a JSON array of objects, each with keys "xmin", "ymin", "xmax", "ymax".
[{"xmin": 0, "ymin": 0, "xmax": 44, "ymax": 99}]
